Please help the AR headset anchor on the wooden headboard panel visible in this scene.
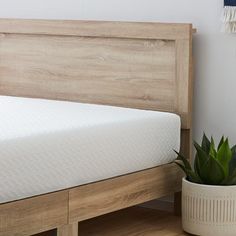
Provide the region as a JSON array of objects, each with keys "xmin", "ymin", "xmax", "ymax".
[{"xmin": 0, "ymin": 19, "xmax": 193, "ymax": 129}]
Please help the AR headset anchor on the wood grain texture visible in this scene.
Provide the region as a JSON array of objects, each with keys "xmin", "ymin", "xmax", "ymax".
[
  {"xmin": 0, "ymin": 19, "xmax": 193, "ymax": 128},
  {"xmin": 0, "ymin": 34, "xmax": 176, "ymax": 112},
  {"xmin": 79, "ymin": 207, "xmax": 188, "ymax": 236},
  {"xmin": 175, "ymin": 38, "xmax": 193, "ymax": 129},
  {"xmin": 34, "ymin": 207, "xmax": 188, "ymax": 236},
  {"xmin": 0, "ymin": 19, "xmax": 193, "ymax": 235},
  {"xmin": 57, "ymin": 223, "xmax": 78, "ymax": 236},
  {"xmin": 180, "ymin": 129, "xmax": 192, "ymax": 161},
  {"xmin": 0, "ymin": 19, "xmax": 192, "ymax": 40},
  {"xmin": 69, "ymin": 163, "xmax": 184, "ymax": 223},
  {"xmin": 0, "ymin": 191, "xmax": 68, "ymax": 236}
]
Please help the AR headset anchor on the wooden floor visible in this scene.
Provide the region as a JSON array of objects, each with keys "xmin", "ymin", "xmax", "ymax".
[{"xmin": 35, "ymin": 206, "xmax": 189, "ymax": 236}]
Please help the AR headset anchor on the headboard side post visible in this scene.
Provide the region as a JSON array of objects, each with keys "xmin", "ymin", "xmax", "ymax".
[{"xmin": 175, "ymin": 25, "xmax": 193, "ymax": 130}]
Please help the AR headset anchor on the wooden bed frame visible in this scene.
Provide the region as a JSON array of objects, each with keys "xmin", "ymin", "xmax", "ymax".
[{"xmin": 0, "ymin": 19, "xmax": 193, "ymax": 236}]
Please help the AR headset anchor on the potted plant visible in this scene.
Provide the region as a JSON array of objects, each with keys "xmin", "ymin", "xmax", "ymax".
[{"xmin": 175, "ymin": 134, "xmax": 236, "ymax": 236}]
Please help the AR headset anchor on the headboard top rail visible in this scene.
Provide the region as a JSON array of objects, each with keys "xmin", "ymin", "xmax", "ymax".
[{"xmin": 0, "ymin": 19, "xmax": 192, "ymax": 40}]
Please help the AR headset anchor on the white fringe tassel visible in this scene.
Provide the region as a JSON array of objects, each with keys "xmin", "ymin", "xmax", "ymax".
[
  {"xmin": 222, "ymin": 6, "xmax": 236, "ymax": 22},
  {"xmin": 223, "ymin": 22, "xmax": 236, "ymax": 32},
  {"xmin": 222, "ymin": 6, "xmax": 236, "ymax": 33}
]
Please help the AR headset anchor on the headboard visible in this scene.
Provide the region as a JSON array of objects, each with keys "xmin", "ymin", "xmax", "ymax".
[{"xmin": 0, "ymin": 19, "xmax": 193, "ymax": 129}]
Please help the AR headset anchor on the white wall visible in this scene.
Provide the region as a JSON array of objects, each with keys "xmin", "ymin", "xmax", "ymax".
[{"xmin": 1, "ymin": 0, "xmax": 236, "ymax": 144}]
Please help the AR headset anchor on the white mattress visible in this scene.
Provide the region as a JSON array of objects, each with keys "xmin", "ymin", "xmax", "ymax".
[{"xmin": 0, "ymin": 96, "xmax": 180, "ymax": 204}]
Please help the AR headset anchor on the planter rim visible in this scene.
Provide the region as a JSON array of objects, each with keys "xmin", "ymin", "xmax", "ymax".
[{"xmin": 183, "ymin": 177, "xmax": 236, "ymax": 189}]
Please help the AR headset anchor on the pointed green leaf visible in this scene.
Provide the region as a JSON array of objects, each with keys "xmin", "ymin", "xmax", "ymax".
[
  {"xmin": 186, "ymin": 170, "xmax": 203, "ymax": 184},
  {"xmin": 176, "ymin": 136, "xmax": 236, "ymax": 186},
  {"xmin": 174, "ymin": 150, "xmax": 191, "ymax": 170},
  {"xmin": 209, "ymin": 137, "xmax": 217, "ymax": 158},
  {"xmin": 216, "ymin": 138, "xmax": 232, "ymax": 176},
  {"xmin": 211, "ymin": 136, "xmax": 215, "ymax": 148},
  {"xmin": 194, "ymin": 153, "xmax": 204, "ymax": 179},
  {"xmin": 175, "ymin": 161, "xmax": 187, "ymax": 173},
  {"xmin": 224, "ymin": 169, "xmax": 236, "ymax": 185},
  {"xmin": 232, "ymin": 145, "xmax": 236, "ymax": 154},
  {"xmin": 201, "ymin": 133, "xmax": 211, "ymax": 154},
  {"xmin": 194, "ymin": 142, "xmax": 210, "ymax": 180},
  {"xmin": 201, "ymin": 156, "xmax": 225, "ymax": 185},
  {"xmin": 175, "ymin": 161, "xmax": 202, "ymax": 184},
  {"xmin": 194, "ymin": 142, "xmax": 209, "ymax": 166},
  {"xmin": 194, "ymin": 154, "xmax": 200, "ymax": 177},
  {"xmin": 218, "ymin": 136, "xmax": 225, "ymax": 151},
  {"xmin": 229, "ymin": 152, "xmax": 236, "ymax": 175},
  {"xmin": 229, "ymin": 145, "xmax": 236, "ymax": 175}
]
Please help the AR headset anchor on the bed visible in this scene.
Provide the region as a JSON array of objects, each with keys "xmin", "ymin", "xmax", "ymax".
[
  {"xmin": 0, "ymin": 95, "xmax": 180, "ymax": 204},
  {"xmin": 0, "ymin": 19, "xmax": 193, "ymax": 236}
]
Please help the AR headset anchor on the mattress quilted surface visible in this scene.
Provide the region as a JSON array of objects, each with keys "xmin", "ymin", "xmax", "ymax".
[{"xmin": 0, "ymin": 96, "xmax": 180, "ymax": 203}]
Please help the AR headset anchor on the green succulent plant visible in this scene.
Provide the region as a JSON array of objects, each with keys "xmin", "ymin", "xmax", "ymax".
[{"xmin": 175, "ymin": 134, "xmax": 236, "ymax": 185}]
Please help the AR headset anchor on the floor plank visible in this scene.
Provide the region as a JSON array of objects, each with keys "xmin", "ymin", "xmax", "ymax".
[
  {"xmin": 34, "ymin": 207, "xmax": 190, "ymax": 236},
  {"xmin": 79, "ymin": 206, "xmax": 189, "ymax": 236}
]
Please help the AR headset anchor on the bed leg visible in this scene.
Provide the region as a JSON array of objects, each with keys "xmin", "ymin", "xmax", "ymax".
[
  {"xmin": 174, "ymin": 191, "xmax": 182, "ymax": 216},
  {"xmin": 57, "ymin": 222, "xmax": 79, "ymax": 236}
]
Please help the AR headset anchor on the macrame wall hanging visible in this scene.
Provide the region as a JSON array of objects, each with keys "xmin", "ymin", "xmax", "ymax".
[{"xmin": 222, "ymin": 0, "xmax": 236, "ymax": 33}]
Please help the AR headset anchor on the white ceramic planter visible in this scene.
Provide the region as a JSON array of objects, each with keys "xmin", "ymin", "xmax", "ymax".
[{"xmin": 182, "ymin": 178, "xmax": 236, "ymax": 236}]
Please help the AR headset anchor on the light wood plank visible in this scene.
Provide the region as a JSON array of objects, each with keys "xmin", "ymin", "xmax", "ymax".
[
  {"xmin": 57, "ymin": 223, "xmax": 78, "ymax": 236},
  {"xmin": 79, "ymin": 207, "xmax": 188, "ymax": 236},
  {"xmin": 0, "ymin": 34, "xmax": 176, "ymax": 113},
  {"xmin": 69, "ymin": 163, "xmax": 184, "ymax": 223},
  {"xmin": 0, "ymin": 191, "xmax": 68, "ymax": 236},
  {"xmin": 0, "ymin": 19, "xmax": 192, "ymax": 40},
  {"xmin": 175, "ymin": 38, "xmax": 192, "ymax": 129},
  {"xmin": 180, "ymin": 129, "xmax": 192, "ymax": 161}
]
